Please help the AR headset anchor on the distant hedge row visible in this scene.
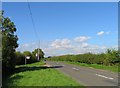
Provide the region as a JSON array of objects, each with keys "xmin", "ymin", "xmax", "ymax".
[{"xmin": 47, "ymin": 49, "xmax": 119, "ymax": 66}]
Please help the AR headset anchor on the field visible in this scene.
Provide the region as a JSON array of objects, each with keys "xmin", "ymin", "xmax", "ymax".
[{"xmin": 3, "ymin": 61, "xmax": 83, "ymax": 87}]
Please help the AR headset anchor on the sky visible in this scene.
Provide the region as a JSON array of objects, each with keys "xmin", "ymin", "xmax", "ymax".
[{"xmin": 3, "ymin": 2, "xmax": 118, "ymax": 57}]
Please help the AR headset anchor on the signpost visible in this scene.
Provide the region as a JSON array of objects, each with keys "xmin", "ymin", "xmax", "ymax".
[{"xmin": 25, "ymin": 56, "xmax": 30, "ymax": 64}]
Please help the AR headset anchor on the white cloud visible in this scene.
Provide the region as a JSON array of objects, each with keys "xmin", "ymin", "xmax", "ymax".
[
  {"xmin": 81, "ymin": 43, "xmax": 89, "ymax": 48},
  {"xmin": 74, "ymin": 36, "xmax": 91, "ymax": 42},
  {"xmin": 22, "ymin": 44, "xmax": 29, "ymax": 47},
  {"xmin": 16, "ymin": 36, "xmax": 117, "ymax": 57},
  {"xmin": 97, "ymin": 31, "xmax": 111, "ymax": 36},
  {"xmin": 51, "ymin": 39, "xmax": 73, "ymax": 50},
  {"xmin": 16, "ymin": 42, "xmax": 38, "ymax": 52},
  {"xmin": 97, "ymin": 31, "xmax": 105, "ymax": 36}
]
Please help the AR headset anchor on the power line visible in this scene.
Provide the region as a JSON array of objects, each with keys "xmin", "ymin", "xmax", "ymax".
[
  {"xmin": 27, "ymin": 0, "xmax": 39, "ymax": 39},
  {"xmin": 27, "ymin": 0, "xmax": 40, "ymax": 61}
]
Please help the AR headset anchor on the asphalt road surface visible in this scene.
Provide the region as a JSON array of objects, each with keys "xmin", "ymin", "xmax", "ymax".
[{"xmin": 45, "ymin": 61, "xmax": 118, "ymax": 87}]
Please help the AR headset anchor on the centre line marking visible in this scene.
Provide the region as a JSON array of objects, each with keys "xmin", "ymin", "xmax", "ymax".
[
  {"xmin": 72, "ymin": 67, "xmax": 79, "ymax": 70},
  {"xmin": 96, "ymin": 74, "xmax": 114, "ymax": 80}
]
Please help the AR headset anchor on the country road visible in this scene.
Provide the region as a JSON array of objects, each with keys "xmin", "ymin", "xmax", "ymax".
[{"xmin": 45, "ymin": 61, "xmax": 118, "ymax": 87}]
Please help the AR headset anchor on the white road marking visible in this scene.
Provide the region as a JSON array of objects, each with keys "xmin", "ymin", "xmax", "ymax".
[
  {"xmin": 72, "ymin": 67, "xmax": 79, "ymax": 71},
  {"xmin": 56, "ymin": 62, "xmax": 59, "ymax": 64},
  {"xmin": 96, "ymin": 74, "xmax": 114, "ymax": 80}
]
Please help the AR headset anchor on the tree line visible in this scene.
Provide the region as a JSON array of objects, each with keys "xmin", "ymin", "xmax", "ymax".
[
  {"xmin": 15, "ymin": 49, "xmax": 44, "ymax": 65},
  {"xmin": 47, "ymin": 49, "xmax": 119, "ymax": 66},
  {"xmin": 1, "ymin": 11, "xmax": 44, "ymax": 75}
]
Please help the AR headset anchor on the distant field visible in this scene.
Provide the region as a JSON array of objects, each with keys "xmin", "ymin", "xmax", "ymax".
[
  {"xmin": 64, "ymin": 61, "xmax": 119, "ymax": 72},
  {"xmin": 3, "ymin": 62, "xmax": 83, "ymax": 87}
]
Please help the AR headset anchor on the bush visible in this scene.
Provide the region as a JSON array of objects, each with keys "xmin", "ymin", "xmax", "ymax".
[
  {"xmin": 47, "ymin": 49, "xmax": 119, "ymax": 66},
  {"xmin": 15, "ymin": 51, "xmax": 24, "ymax": 65},
  {"xmin": 15, "ymin": 51, "xmax": 38, "ymax": 65}
]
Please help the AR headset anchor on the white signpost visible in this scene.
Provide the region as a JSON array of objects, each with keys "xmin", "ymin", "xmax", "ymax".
[
  {"xmin": 25, "ymin": 56, "xmax": 30, "ymax": 64},
  {"xmin": 26, "ymin": 56, "xmax": 30, "ymax": 59}
]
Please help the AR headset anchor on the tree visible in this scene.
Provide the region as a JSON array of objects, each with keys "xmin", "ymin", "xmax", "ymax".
[
  {"xmin": 23, "ymin": 51, "xmax": 32, "ymax": 56},
  {"xmin": 15, "ymin": 51, "xmax": 24, "ymax": 65},
  {"xmin": 32, "ymin": 48, "xmax": 44, "ymax": 61},
  {"xmin": 1, "ymin": 11, "xmax": 18, "ymax": 74},
  {"xmin": 23, "ymin": 51, "xmax": 38, "ymax": 64},
  {"xmin": 106, "ymin": 49, "xmax": 119, "ymax": 65}
]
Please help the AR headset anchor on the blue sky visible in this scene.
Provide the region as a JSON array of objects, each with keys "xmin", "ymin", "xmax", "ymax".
[{"xmin": 3, "ymin": 2, "xmax": 118, "ymax": 56}]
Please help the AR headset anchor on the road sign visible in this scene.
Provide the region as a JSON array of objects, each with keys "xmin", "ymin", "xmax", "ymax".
[{"xmin": 26, "ymin": 56, "xmax": 30, "ymax": 59}]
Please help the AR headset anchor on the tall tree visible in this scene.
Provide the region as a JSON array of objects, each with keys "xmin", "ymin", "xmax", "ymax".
[
  {"xmin": 32, "ymin": 48, "xmax": 44, "ymax": 61},
  {"xmin": 23, "ymin": 51, "xmax": 32, "ymax": 56},
  {"xmin": 15, "ymin": 51, "xmax": 24, "ymax": 65},
  {"xmin": 1, "ymin": 11, "xmax": 18, "ymax": 74}
]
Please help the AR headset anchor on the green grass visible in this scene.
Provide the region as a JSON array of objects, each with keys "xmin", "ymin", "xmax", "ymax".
[
  {"xmin": 64, "ymin": 61, "xmax": 119, "ymax": 72},
  {"xmin": 3, "ymin": 61, "xmax": 83, "ymax": 87}
]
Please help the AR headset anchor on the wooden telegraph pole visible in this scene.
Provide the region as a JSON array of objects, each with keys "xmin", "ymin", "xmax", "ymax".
[{"xmin": 38, "ymin": 40, "xmax": 40, "ymax": 61}]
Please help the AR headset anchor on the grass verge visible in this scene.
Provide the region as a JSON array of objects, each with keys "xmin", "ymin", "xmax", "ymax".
[
  {"xmin": 3, "ymin": 61, "xmax": 83, "ymax": 87},
  {"xmin": 63, "ymin": 61, "xmax": 119, "ymax": 72}
]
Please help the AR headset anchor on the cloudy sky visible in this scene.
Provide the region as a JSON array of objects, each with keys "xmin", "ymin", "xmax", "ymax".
[{"xmin": 3, "ymin": 2, "xmax": 118, "ymax": 57}]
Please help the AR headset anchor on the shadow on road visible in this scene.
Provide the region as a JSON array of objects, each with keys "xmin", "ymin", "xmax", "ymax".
[
  {"xmin": 50, "ymin": 65, "xmax": 63, "ymax": 68},
  {"xmin": 15, "ymin": 65, "xmax": 63, "ymax": 73}
]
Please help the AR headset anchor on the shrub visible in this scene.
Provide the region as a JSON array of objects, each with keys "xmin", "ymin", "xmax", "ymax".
[{"xmin": 48, "ymin": 49, "xmax": 119, "ymax": 66}]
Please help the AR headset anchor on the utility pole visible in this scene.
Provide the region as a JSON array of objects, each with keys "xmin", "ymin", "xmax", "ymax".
[{"xmin": 38, "ymin": 40, "xmax": 40, "ymax": 61}]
